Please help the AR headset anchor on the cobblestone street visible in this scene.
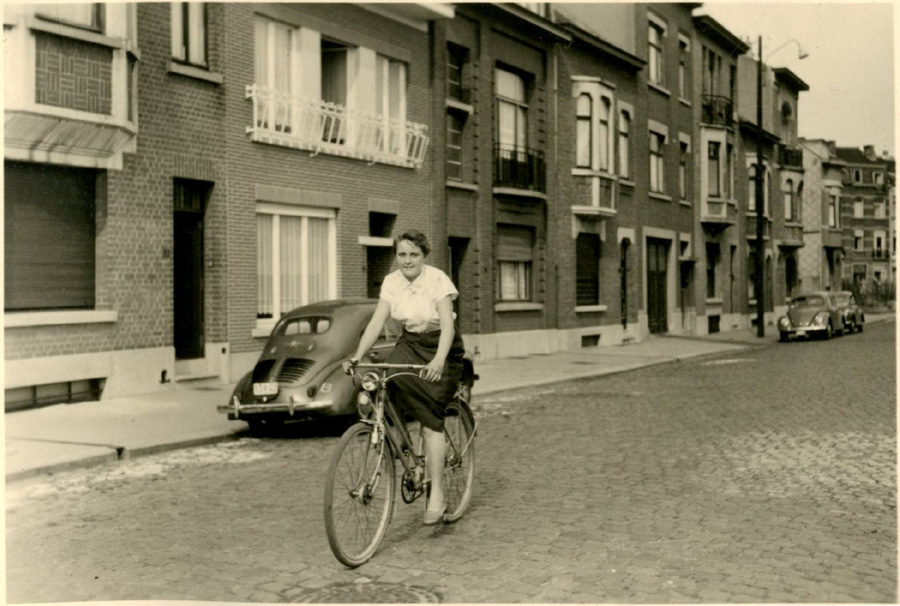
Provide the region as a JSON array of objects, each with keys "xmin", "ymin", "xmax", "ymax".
[{"xmin": 6, "ymin": 322, "xmax": 896, "ymax": 603}]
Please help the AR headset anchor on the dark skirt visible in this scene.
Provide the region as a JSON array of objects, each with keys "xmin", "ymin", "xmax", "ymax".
[{"xmin": 386, "ymin": 328, "xmax": 465, "ymax": 432}]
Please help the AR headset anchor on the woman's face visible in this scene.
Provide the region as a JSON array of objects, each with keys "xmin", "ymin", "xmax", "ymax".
[{"xmin": 396, "ymin": 239, "xmax": 426, "ymax": 281}]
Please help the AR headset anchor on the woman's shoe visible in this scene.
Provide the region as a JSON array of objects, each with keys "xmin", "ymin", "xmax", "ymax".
[{"xmin": 423, "ymin": 502, "xmax": 447, "ymax": 526}]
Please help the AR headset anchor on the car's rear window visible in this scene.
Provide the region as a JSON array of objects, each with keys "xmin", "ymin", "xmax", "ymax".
[
  {"xmin": 792, "ymin": 296, "xmax": 824, "ymax": 307},
  {"xmin": 277, "ymin": 316, "xmax": 332, "ymax": 336}
]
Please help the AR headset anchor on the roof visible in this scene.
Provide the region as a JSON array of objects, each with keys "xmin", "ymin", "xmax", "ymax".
[
  {"xmin": 835, "ymin": 147, "xmax": 892, "ymax": 166},
  {"xmin": 773, "ymin": 67, "xmax": 809, "ymax": 92},
  {"xmin": 483, "ymin": 3, "xmax": 573, "ymax": 42},
  {"xmin": 693, "ymin": 15, "xmax": 751, "ymax": 55},
  {"xmin": 557, "ymin": 22, "xmax": 646, "ymax": 72}
]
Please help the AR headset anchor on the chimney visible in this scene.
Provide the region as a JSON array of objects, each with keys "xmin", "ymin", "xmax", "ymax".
[{"xmin": 864, "ymin": 145, "xmax": 876, "ymax": 160}]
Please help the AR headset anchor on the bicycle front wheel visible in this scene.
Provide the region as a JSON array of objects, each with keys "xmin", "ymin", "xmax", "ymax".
[
  {"xmin": 324, "ymin": 422, "xmax": 395, "ymax": 567},
  {"xmin": 442, "ymin": 400, "xmax": 475, "ymax": 523}
]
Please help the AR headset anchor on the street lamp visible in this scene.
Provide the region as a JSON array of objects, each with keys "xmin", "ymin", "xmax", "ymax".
[{"xmin": 754, "ymin": 37, "xmax": 808, "ymax": 337}]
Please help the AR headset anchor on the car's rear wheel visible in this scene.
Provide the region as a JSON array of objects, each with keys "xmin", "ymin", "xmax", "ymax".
[
  {"xmin": 824, "ymin": 321, "xmax": 833, "ymax": 340},
  {"xmin": 779, "ymin": 332, "xmax": 789, "ymax": 343}
]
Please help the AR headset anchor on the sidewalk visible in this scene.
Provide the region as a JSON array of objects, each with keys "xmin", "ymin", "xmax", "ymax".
[{"xmin": 5, "ymin": 316, "xmax": 892, "ymax": 482}]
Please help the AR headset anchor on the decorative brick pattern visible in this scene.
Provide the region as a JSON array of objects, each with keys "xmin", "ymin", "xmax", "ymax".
[{"xmin": 35, "ymin": 32, "xmax": 112, "ymax": 115}]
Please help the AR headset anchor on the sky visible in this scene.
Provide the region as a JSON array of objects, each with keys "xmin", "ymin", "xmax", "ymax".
[{"xmin": 696, "ymin": 1, "xmax": 897, "ymax": 157}]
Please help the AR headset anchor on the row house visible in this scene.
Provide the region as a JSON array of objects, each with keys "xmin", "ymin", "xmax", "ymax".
[
  {"xmin": 736, "ymin": 53, "xmax": 809, "ymax": 326},
  {"xmin": 798, "ymin": 139, "xmax": 848, "ymax": 292},
  {"xmin": 4, "ymin": 1, "xmax": 451, "ymax": 408},
  {"xmin": 833, "ymin": 145, "xmax": 894, "ymax": 289}
]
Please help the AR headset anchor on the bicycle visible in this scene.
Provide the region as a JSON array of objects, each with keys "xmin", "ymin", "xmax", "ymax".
[{"xmin": 323, "ymin": 361, "xmax": 476, "ymax": 567}]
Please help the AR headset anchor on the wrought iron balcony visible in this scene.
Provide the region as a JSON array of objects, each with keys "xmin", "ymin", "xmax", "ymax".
[
  {"xmin": 778, "ymin": 144, "xmax": 803, "ymax": 169},
  {"xmin": 493, "ymin": 144, "xmax": 546, "ymax": 192},
  {"xmin": 701, "ymin": 94, "xmax": 733, "ymax": 127},
  {"xmin": 245, "ymin": 85, "xmax": 429, "ymax": 169}
]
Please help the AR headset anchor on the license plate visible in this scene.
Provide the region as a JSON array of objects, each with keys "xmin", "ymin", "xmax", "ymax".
[
  {"xmin": 253, "ymin": 382, "xmax": 279, "ymax": 396},
  {"xmin": 796, "ymin": 329, "xmax": 806, "ymax": 337}
]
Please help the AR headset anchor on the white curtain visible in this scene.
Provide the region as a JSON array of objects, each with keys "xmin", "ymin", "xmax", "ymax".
[
  {"xmin": 307, "ymin": 217, "xmax": 330, "ymax": 303},
  {"xmin": 257, "ymin": 214, "xmax": 273, "ymax": 318},
  {"xmin": 280, "ymin": 216, "xmax": 303, "ymax": 313},
  {"xmin": 499, "ymin": 262, "xmax": 528, "ymax": 301}
]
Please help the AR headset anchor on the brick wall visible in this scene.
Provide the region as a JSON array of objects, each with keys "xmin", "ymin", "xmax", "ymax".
[{"xmin": 35, "ymin": 32, "xmax": 112, "ymax": 114}]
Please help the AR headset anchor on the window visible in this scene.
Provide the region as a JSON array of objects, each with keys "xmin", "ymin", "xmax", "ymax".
[
  {"xmin": 648, "ymin": 23, "xmax": 665, "ymax": 87},
  {"xmin": 496, "ymin": 68, "xmax": 528, "ymax": 152},
  {"xmin": 446, "ymin": 112, "xmax": 464, "ymax": 180},
  {"xmin": 725, "ymin": 143, "xmax": 733, "ymax": 198},
  {"xmin": 649, "ymin": 131, "xmax": 666, "ymax": 193},
  {"xmin": 708, "ymin": 142, "xmax": 721, "ymax": 197},
  {"xmin": 702, "ymin": 47, "xmax": 719, "ymax": 96},
  {"xmin": 37, "ymin": 3, "xmax": 102, "ymax": 32},
  {"xmin": 679, "ymin": 141, "xmax": 689, "ymax": 201},
  {"xmin": 853, "ymin": 169, "xmax": 863, "ymax": 183},
  {"xmin": 854, "ymin": 198, "xmax": 864, "ymax": 218},
  {"xmin": 575, "ymin": 94, "xmax": 592, "ymax": 168},
  {"xmin": 828, "ymin": 194, "xmax": 839, "ymax": 228},
  {"xmin": 854, "ymin": 229, "xmax": 864, "ymax": 251},
  {"xmin": 254, "ymin": 18, "xmax": 293, "ymax": 131},
  {"xmin": 497, "ymin": 224, "xmax": 534, "ymax": 301},
  {"xmin": 576, "ymin": 233, "xmax": 601, "ymax": 306},
  {"xmin": 321, "ymin": 39, "xmax": 349, "ymax": 108},
  {"xmin": 618, "ymin": 110, "xmax": 631, "ymax": 178},
  {"xmin": 747, "ymin": 248, "xmax": 759, "ymax": 301},
  {"xmin": 729, "ymin": 64, "xmax": 737, "ymax": 102},
  {"xmin": 748, "ymin": 164, "xmax": 769, "ymax": 215},
  {"xmin": 5, "ymin": 162, "xmax": 96, "ymax": 311},
  {"xmin": 678, "ymin": 39, "xmax": 689, "ymax": 98},
  {"xmin": 374, "ymin": 54, "xmax": 407, "ymax": 154},
  {"xmin": 706, "ymin": 243, "xmax": 719, "ymax": 298},
  {"xmin": 874, "ymin": 231, "xmax": 886, "ymax": 258},
  {"xmin": 874, "ymin": 201, "xmax": 886, "ymax": 219},
  {"xmin": 257, "ymin": 205, "xmax": 336, "ymax": 322},
  {"xmin": 874, "ymin": 172, "xmax": 884, "ymax": 186},
  {"xmin": 447, "ymin": 43, "xmax": 467, "ymax": 101},
  {"xmin": 783, "ymin": 179, "xmax": 795, "ymax": 221},
  {"xmin": 598, "ymin": 98, "xmax": 611, "ymax": 171},
  {"xmin": 171, "ymin": 2, "xmax": 207, "ymax": 66}
]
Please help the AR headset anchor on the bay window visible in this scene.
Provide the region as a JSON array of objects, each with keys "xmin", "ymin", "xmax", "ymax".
[
  {"xmin": 576, "ymin": 94, "xmax": 592, "ymax": 168},
  {"xmin": 708, "ymin": 142, "xmax": 721, "ymax": 197}
]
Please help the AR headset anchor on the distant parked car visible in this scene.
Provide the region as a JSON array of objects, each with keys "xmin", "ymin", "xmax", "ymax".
[
  {"xmin": 832, "ymin": 290, "xmax": 865, "ymax": 333},
  {"xmin": 218, "ymin": 299, "xmax": 400, "ymax": 434},
  {"xmin": 777, "ymin": 292, "xmax": 844, "ymax": 342}
]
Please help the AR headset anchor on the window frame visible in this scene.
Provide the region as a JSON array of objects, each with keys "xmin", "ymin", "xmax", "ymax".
[
  {"xmin": 649, "ymin": 130, "xmax": 666, "ymax": 194},
  {"xmin": 679, "ymin": 140, "xmax": 690, "ymax": 201},
  {"xmin": 677, "ymin": 35, "xmax": 690, "ymax": 99},
  {"xmin": 575, "ymin": 232, "xmax": 601, "ymax": 307},
  {"xmin": 446, "ymin": 110, "xmax": 465, "ymax": 181},
  {"xmin": 783, "ymin": 178, "xmax": 795, "ymax": 221},
  {"xmin": 171, "ymin": 2, "xmax": 209, "ymax": 68},
  {"xmin": 708, "ymin": 141, "xmax": 721, "ymax": 198},
  {"xmin": 495, "ymin": 67, "xmax": 529, "ymax": 153},
  {"xmin": 447, "ymin": 42, "xmax": 468, "ymax": 102},
  {"xmin": 648, "ymin": 21, "xmax": 666, "ymax": 88},
  {"xmin": 853, "ymin": 229, "xmax": 865, "ymax": 252},
  {"xmin": 853, "ymin": 198, "xmax": 864, "ymax": 218},
  {"xmin": 748, "ymin": 163, "xmax": 770, "ymax": 216},
  {"xmin": 36, "ymin": 3, "xmax": 104, "ymax": 33},
  {"xmin": 575, "ymin": 93, "xmax": 593, "ymax": 168},
  {"xmin": 496, "ymin": 224, "xmax": 535, "ymax": 303},
  {"xmin": 828, "ymin": 193, "xmax": 840, "ymax": 228},
  {"xmin": 255, "ymin": 203, "xmax": 337, "ymax": 331},
  {"xmin": 618, "ymin": 109, "xmax": 631, "ymax": 179}
]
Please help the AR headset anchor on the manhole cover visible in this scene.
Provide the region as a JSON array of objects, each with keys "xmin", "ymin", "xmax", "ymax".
[{"xmin": 284, "ymin": 580, "xmax": 441, "ymax": 603}]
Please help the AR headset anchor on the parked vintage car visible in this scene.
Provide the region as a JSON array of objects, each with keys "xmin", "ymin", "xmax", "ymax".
[
  {"xmin": 777, "ymin": 291, "xmax": 845, "ymax": 342},
  {"xmin": 832, "ymin": 290, "xmax": 865, "ymax": 333},
  {"xmin": 218, "ymin": 299, "xmax": 400, "ymax": 433}
]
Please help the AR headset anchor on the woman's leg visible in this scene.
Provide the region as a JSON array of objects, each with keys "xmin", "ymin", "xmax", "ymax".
[{"xmin": 424, "ymin": 426, "xmax": 445, "ymax": 510}]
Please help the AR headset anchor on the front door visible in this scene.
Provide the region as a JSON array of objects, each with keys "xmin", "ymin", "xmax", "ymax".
[
  {"xmin": 647, "ymin": 238, "xmax": 669, "ymax": 334},
  {"xmin": 173, "ymin": 180, "xmax": 209, "ymax": 360}
]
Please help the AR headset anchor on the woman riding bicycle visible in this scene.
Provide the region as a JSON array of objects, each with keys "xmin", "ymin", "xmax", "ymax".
[{"xmin": 349, "ymin": 229, "xmax": 465, "ymax": 525}]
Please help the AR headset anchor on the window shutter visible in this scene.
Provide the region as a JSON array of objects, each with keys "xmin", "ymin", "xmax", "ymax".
[{"xmin": 497, "ymin": 224, "xmax": 533, "ymax": 261}]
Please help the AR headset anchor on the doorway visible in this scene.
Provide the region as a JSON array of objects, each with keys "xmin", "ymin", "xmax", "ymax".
[
  {"xmin": 448, "ymin": 237, "xmax": 469, "ymax": 318},
  {"xmin": 647, "ymin": 238, "xmax": 669, "ymax": 334},
  {"xmin": 173, "ymin": 180, "xmax": 210, "ymax": 360}
]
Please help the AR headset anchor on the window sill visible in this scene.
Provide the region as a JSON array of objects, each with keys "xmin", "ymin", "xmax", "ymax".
[
  {"xmin": 649, "ymin": 192, "xmax": 672, "ymax": 202},
  {"xmin": 29, "ymin": 16, "xmax": 123, "ymax": 50},
  {"xmin": 168, "ymin": 62, "xmax": 224, "ymax": 85},
  {"xmin": 495, "ymin": 302, "xmax": 544, "ymax": 313},
  {"xmin": 648, "ymin": 82, "xmax": 671, "ymax": 97},
  {"xmin": 678, "ymin": 97, "xmax": 691, "ymax": 107},
  {"xmin": 446, "ymin": 180, "xmax": 479, "ymax": 191},
  {"xmin": 679, "ymin": 199, "xmax": 692, "ymax": 207},
  {"xmin": 618, "ymin": 178, "xmax": 635, "ymax": 188},
  {"xmin": 5, "ymin": 310, "xmax": 118, "ymax": 328},
  {"xmin": 706, "ymin": 297, "xmax": 724, "ymax": 306},
  {"xmin": 785, "ymin": 221, "xmax": 803, "ymax": 228},
  {"xmin": 492, "ymin": 187, "xmax": 547, "ymax": 200},
  {"xmin": 358, "ymin": 236, "xmax": 393, "ymax": 247},
  {"xmin": 575, "ymin": 305, "xmax": 608, "ymax": 314},
  {"xmin": 445, "ymin": 98, "xmax": 474, "ymax": 114},
  {"xmin": 571, "ymin": 168, "xmax": 616, "ymax": 180}
]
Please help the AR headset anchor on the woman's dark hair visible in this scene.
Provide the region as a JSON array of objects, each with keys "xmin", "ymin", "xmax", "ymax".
[{"xmin": 393, "ymin": 230, "xmax": 431, "ymax": 257}]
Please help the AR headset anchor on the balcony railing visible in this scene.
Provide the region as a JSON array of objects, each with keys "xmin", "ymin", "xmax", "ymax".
[
  {"xmin": 493, "ymin": 144, "xmax": 545, "ymax": 192},
  {"xmin": 245, "ymin": 85, "xmax": 429, "ymax": 169},
  {"xmin": 779, "ymin": 144, "xmax": 803, "ymax": 169},
  {"xmin": 701, "ymin": 94, "xmax": 733, "ymax": 127}
]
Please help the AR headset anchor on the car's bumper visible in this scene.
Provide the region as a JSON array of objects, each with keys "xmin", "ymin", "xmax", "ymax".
[
  {"xmin": 780, "ymin": 325, "xmax": 828, "ymax": 338},
  {"xmin": 217, "ymin": 395, "xmax": 337, "ymax": 420}
]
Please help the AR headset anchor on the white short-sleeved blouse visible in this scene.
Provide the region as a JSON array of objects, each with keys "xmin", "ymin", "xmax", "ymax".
[{"xmin": 380, "ymin": 265, "xmax": 458, "ymax": 333}]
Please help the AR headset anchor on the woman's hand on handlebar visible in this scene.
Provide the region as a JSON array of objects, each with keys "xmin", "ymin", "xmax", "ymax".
[
  {"xmin": 420, "ymin": 357, "xmax": 445, "ymax": 383},
  {"xmin": 342, "ymin": 358, "xmax": 359, "ymax": 375}
]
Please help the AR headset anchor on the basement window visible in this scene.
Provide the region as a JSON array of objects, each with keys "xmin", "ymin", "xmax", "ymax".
[{"xmin": 5, "ymin": 379, "xmax": 104, "ymax": 412}]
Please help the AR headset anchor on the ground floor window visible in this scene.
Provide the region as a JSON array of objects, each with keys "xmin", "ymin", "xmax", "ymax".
[
  {"xmin": 496, "ymin": 224, "xmax": 534, "ymax": 302},
  {"xmin": 576, "ymin": 232, "xmax": 601, "ymax": 306},
  {"xmin": 4, "ymin": 161, "xmax": 97, "ymax": 311},
  {"xmin": 257, "ymin": 204, "xmax": 336, "ymax": 324}
]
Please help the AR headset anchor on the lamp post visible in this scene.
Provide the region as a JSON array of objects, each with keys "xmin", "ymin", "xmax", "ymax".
[{"xmin": 754, "ymin": 37, "xmax": 808, "ymax": 337}]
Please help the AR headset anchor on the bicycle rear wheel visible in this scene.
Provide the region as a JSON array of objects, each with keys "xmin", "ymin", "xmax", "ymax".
[
  {"xmin": 442, "ymin": 398, "xmax": 475, "ymax": 522},
  {"xmin": 324, "ymin": 422, "xmax": 395, "ymax": 567}
]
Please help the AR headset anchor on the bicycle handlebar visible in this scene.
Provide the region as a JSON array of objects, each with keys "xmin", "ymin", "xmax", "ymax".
[{"xmin": 342, "ymin": 360, "xmax": 426, "ymax": 375}]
